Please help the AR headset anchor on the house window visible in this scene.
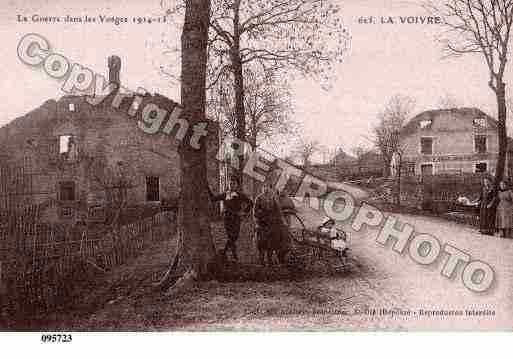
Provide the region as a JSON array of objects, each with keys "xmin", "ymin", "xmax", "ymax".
[
  {"xmin": 59, "ymin": 135, "xmax": 72, "ymax": 154},
  {"xmin": 69, "ymin": 103, "xmax": 76, "ymax": 112},
  {"xmin": 146, "ymin": 176, "xmax": 160, "ymax": 202},
  {"xmin": 58, "ymin": 135, "xmax": 78, "ymax": 161},
  {"xmin": 420, "ymin": 163, "xmax": 434, "ymax": 176},
  {"xmin": 60, "ymin": 206, "xmax": 74, "ymax": 219},
  {"xmin": 475, "ymin": 162, "xmax": 487, "ymax": 173},
  {"xmin": 420, "ymin": 120, "xmax": 432, "ymax": 129},
  {"xmin": 420, "ymin": 137, "xmax": 433, "ymax": 155},
  {"xmin": 475, "ymin": 135, "xmax": 487, "ymax": 153},
  {"xmin": 59, "ymin": 181, "xmax": 76, "ymax": 201},
  {"xmin": 473, "ymin": 118, "xmax": 487, "ymax": 127}
]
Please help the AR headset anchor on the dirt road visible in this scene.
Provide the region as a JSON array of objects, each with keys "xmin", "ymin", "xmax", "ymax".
[
  {"xmin": 181, "ymin": 206, "xmax": 513, "ymax": 330},
  {"xmin": 34, "ymin": 204, "xmax": 513, "ymax": 331}
]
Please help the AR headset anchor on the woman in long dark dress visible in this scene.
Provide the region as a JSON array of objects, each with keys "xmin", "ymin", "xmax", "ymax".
[
  {"xmin": 495, "ymin": 180, "xmax": 513, "ymax": 238},
  {"xmin": 479, "ymin": 177, "xmax": 497, "ymax": 235},
  {"xmin": 254, "ymin": 181, "xmax": 289, "ymax": 266}
]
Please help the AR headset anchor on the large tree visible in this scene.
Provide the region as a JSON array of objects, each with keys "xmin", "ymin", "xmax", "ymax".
[
  {"xmin": 426, "ymin": 0, "xmax": 513, "ymax": 182},
  {"xmin": 207, "ymin": 66, "xmax": 295, "ymax": 150},
  {"xmin": 508, "ymin": 97, "xmax": 513, "ymax": 135},
  {"xmin": 161, "ymin": 0, "xmax": 349, "ymax": 183},
  {"xmin": 373, "ymin": 94, "xmax": 416, "ymax": 177},
  {"xmin": 157, "ymin": 0, "xmax": 216, "ymax": 294}
]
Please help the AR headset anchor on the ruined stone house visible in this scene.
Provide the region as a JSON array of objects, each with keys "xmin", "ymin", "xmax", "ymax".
[{"xmin": 0, "ymin": 56, "xmax": 220, "ymax": 223}]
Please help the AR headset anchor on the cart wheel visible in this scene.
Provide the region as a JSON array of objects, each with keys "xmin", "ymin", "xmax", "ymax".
[{"xmin": 285, "ymin": 212, "xmax": 320, "ymax": 272}]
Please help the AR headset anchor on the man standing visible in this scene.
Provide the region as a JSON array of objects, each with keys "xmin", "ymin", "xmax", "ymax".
[{"xmin": 208, "ymin": 175, "xmax": 252, "ymax": 261}]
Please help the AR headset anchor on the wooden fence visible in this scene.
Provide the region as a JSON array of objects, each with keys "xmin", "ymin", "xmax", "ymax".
[
  {"xmin": 376, "ymin": 173, "xmax": 489, "ymax": 217},
  {"xmin": 0, "ymin": 210, "xmax": 176, "ymax": 315}
]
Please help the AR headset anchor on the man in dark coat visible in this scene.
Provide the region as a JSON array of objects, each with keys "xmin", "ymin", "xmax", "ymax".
[{"xmin": 208, "ymin": 176, "xmax": 252, "ymax": 261}]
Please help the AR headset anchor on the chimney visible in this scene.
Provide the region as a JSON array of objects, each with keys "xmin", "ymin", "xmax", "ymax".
[{"xmin": 108, "ymin": 55, "xmax": 121, "ymax": 86}]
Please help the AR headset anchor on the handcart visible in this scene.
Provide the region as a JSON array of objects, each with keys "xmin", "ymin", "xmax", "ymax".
[{"xmin": 282, "ymin": 208, "xmax": 350, "ymax": 273}]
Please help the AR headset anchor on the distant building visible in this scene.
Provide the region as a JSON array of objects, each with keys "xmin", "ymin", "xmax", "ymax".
[
  {"xmin": 398, "ymin": 108, "xmax": 513, "ymax": 176},
  {"xmin": 308, "ymin": 150, "xmax": 383, "ymax": 181},
  {"xmin": 0, "ymin": 56, "xmax": 220, "ymax": 223},
  {"xmin": 352, "ymin": 151, "xmax": 384, "ymax": 177},
  {"xmin": 330, "ymin": 149, "xmax": 355, "ymax": 168}
]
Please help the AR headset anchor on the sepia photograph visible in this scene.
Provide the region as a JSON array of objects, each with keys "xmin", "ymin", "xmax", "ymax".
[{"xmin": 0, "ymin": 0, "xmax": 512, "ymax": 343}]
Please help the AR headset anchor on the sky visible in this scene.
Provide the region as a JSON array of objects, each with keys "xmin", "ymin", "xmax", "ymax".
[{"xmin": 0, "ymin": 0, "xmax": 511, "ymax": 160}]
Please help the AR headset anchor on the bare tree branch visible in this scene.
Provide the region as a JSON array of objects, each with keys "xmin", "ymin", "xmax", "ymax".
[{"xmin": 426, "ymin": 0, "xmax": 513, "ymax": 181}]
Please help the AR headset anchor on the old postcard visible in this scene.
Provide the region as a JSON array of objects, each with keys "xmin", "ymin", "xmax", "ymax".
[{"xmin": 0, "ymin": 0, "xmax": 512, "ymax": 336}]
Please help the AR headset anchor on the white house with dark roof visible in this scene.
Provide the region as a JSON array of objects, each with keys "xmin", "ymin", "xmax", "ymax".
[{"xmin": 397, "ymin": 108, "xmax": 513, "ymax": 176}]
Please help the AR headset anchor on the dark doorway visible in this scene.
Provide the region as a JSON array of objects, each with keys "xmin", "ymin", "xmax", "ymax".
[
  {"xmin": 475, "ymin": 162, "xmax": 487, "ymax": 173},
  {"xmin": 59, "ymin": 181, "xmax": 76, "ymax": 201},
  {"xmin": 146, "ymin": 176, "xmax": 160, "ymax": 202}
]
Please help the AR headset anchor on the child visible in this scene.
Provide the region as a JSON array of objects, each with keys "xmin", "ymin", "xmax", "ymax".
[{"xmin": 316, "ymin": 216, "xmax": 348, "ymax": 255}]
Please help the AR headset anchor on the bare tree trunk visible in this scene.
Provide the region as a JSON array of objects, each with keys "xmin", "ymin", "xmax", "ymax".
[
  {"xmin": 495, "ymin": 82, "xmax": 507, "ymax": 185},
  {"xmin": 231, "ymin": 0, "xmax": 246, "ymax": 186},
  {"xmin": 157, "ymin": 0, "xmax": 215, "ymax": 293},
  {"xmin": 382, "ymin": 155, "xmax": 391, "ymax": 177},
  {"xmin": 250, "ymin": 132, "xmax": 257, "ymax": 199},
  {"xmin": 397, "ymin": 154, "xmax": 402, "ymax": 206}
]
